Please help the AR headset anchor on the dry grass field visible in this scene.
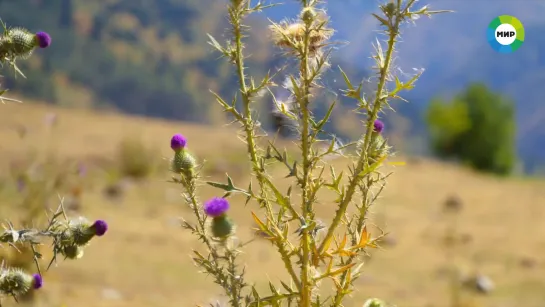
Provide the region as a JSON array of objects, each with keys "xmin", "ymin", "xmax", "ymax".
[{"xmin": 0, "ymin": 102, "xmax": 544, "ymax": 307}]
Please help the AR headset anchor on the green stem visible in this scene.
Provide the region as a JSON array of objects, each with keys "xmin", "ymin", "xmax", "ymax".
[
  {"xmin": 184, "ymin": 176, "xmax": 242, "ymax": 306},
  {"xmin": 332, "ymin": 180, "xmax": 372, "ymax": 306},
  {"xmin": 317, "ymin": 22, "xmax": 400, "ymax": 256},
  {"xmin": 230, "ymin": 4, "xmax": 302, "ymax": 292},
  {"xmin": 299, "ymin": 7, "xmax": 313, "ymax": 307}
]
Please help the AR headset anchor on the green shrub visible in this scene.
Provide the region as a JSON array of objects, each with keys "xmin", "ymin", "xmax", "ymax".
[
  {"xmin": 426, "ymin": 83, "xmax": 516, "ymax": 175},
  {"xmin": 116, "ymin": 136, "xmax": 158, "ymax": 179}
]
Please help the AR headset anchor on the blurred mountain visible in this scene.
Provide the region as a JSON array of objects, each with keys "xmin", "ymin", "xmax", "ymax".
[{"xmin": 0, "ymin": 0, "xmax": 543, "ymax": 172}]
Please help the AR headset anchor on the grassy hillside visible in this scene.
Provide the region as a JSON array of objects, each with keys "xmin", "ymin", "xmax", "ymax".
[
  {"xmin": 0, "ymin": 102, "xmax": 544, "ymax": 307},
  {"xmin": 0, "ymin": 0, "xmax": 425, "ymax": 156}
]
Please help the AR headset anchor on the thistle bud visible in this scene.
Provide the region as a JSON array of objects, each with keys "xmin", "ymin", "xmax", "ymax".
[
  {"xmin": 363, "ymin": 298, "xmax": 386, "ymax": 307},
  {"xmin": 383, "ymin": 2, "xmax": 396, "ymax": 17},
  {"xmin": 64, "ymin": 218, "xmax": 108, "ymax": 246},
  {"xmin": 170, "ymin": 134, "xmax": 196, "ymax": 179},
  {"xmin": 51, "ymin": 217, "xmax": 107, "ymax": 260},
  {"xmin": 369, "ymin": 133, "xmax": 390, "ymax": 164},
  {"xmin": 358, "ymin": 119, "xmax": 389, "ymax": 163},
  {"xmin": 0, "ymin": 28, "xmax": 51, "ymax": 60},
  {"xmin": 204, "ymin": 197, "xmax": 234, "ymax": 238},
  {"xmin": 60, "ymin": 244, "xmax": 85, "ymax": 259},
  {"xmin": 301, "ymin": 7, "xmax": 317, "ymax": 25},
  {"xmin": 0, "ymin": 269, "xmax": 42, "ymax": 296}
]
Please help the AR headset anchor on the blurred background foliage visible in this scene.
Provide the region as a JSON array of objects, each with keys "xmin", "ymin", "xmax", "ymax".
[{"xmin": 0, "ymin": 0, "xmax": 536, "ymax": 176}]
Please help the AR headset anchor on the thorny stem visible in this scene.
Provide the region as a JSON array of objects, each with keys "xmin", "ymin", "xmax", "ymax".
[
  {"xmin": 184, "ymin": 177, "xmax": 243, "ymax": 306},
  {"xmin": 332, "ymin": 178, "xmax": 381, "ymax": 306},
  {"xmin": 298, "ymin": 2, "xmax": 314, "ymax": 305},
  {"xmin": 317, "ymin": 19, "xmax": 401, "ymax": 257},
  {"xmin": 229, "ymin": 2, "xmax": 303, "ymax": 292}
]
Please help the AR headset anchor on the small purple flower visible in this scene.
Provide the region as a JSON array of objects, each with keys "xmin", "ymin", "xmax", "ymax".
[
  {"xmin": 170, "ymin": 134, "xmax": 187, "ymax": 151},
  {"xmin": 77, "ymin": 163, "xmax": 87, "ymax": 177},
  {"xmin": 373, "ymin": 119, "xmax": 384, "ymax": 133},
  {"xmin": 16, "ymin": 177, "xmax": 25, "ymax": 192},
  {"xmin": 35, "ymin": 32, "xmax": 51, "ymax": 48},
  {"xmin": 44, "ymin": 112, "xmax": 58, "ymax": 127},
  {"xmin": 204, "ymin": 197, "xmax": 230, "ymax": 217},
  {"xmin": 32, "ymin": 274, "xmax": 43, "ymax": 289},
  {"xmin": 91, "ymin": 220, "xmax": 108, "ymax": 236}
]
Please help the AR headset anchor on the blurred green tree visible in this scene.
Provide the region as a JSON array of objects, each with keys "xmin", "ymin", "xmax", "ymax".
[{"xmin": 426, "ymin": 83, "xmax": 516, "ymax": 175}]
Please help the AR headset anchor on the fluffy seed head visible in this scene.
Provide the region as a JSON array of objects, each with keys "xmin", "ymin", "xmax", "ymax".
[
  {"xmin": 35, "ymin": 32, "xmax": 51, "ymax": 48},
  {"xmin": 170, "ymin": 134, "xmax": 187, "ymax": 151},
  {"xmin": 204, "ymin": 197, "xmax": 230, "ymax": 217},
  {"xmin": 270, "ymin": 19, "xmax": 333, "ymax": 54}
]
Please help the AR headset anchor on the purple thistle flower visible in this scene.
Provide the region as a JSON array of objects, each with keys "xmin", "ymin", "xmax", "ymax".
[
  {"xmin": 373, "ymin": 119, "xmax": 384, "ymax": 133},
  {"xmin": 16, "ymin": 177, "xmax": 25, "ymax": 192},
  {"xmin": 44, "ymin": 112, "xmax": 58, "ymax": 127},
  {"xmin": 32, "ymin": 274, "xmax": 43, "ymax": 289},
  {"xmin": 204, "ymin": 197, "xmax": 230, "ymax": 217},
  {"xmin": 170, "ymin": 134, "xmax": 187, "ymax": 151},
  {"xmin": 35, "ymin": 32, "xmax": 51, "ymax": 48},
  {"xmin": 77, "ymin": 163, "xmax": 87, "ymax": 177},
  {"xmin": 91, "ymin": 220, "xmax": 108, "ymax": 236}
]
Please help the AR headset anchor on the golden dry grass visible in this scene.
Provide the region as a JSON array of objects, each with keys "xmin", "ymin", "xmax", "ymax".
[{"xmin": 0, "ymin": 102, "xmax": 544, "ymax": 307}]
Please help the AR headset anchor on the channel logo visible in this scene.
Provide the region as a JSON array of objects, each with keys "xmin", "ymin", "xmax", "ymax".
[{"xmin": 487, "ymin": 15, "xmax": 524, "ymax": 53}]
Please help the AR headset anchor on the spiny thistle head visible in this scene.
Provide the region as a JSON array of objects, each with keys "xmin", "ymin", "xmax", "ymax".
[
  {"xmin": 357, "ymin": 120, "xmax": 391, "ymax": 163},
  {"xmin": 0, "ymin": 28, "xmax": 51, "ymax": 60},
  {"xmin": 170, "ymin": 134, "xmax": 187, "ymax": 152},
  {"xmin": 0, "ymin": 268, "xmax": 40, "ymax": 296},
  {"xmin": 65, "ymin": 217, "xmax": 108, "ymax": 246},
  {"xmin": 204, "ymin": 197, "xmax": 234, "ymax": 238},
  {"xmin": 170, "ymin": 133, "xmax": 196, "ymax": 179},
  {"xmin": 204, "ymin": 197, "xmax": 230, "ymax": 217},
  {"xmin": 369, "ymin": 134, "xmax": 390, "ymax": 164},
  {"xmin": 51, "ymin": 217, "xmax": 108, "ymax": 260}
]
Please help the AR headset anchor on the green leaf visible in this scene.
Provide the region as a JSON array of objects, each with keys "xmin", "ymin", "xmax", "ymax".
[
  {"xmin": 206, "ymin": 33, "xmax": 226, "ymax": 55},
  {"xmin": 314, "ymin": 99, "xmax": 336, "ymax": 132},
  {"xmin": 206, "ymin": 174, "xmax": 250, "ymax": 196},
  {"xmin": 339, "ymin": 66, "xmax": 354, "ymax": 90},
  {"xmin": 358, "ymin": 155, "xmax": 387, "ymax": 177},
  {"xmin": 262, "ymin": 176, "xmax": 289, "ymax": 209}
]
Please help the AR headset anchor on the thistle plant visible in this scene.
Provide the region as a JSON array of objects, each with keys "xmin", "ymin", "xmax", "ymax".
[
  {"xmin": 0, "ymin": 201, "xmax": 108, "ymax": 305},
  {"xmin": 171, "ymin": 0, "xmax": 450, "ymax": 306},
  {"xmin": 0, "ymin": 22, "xmax": 108, "ymax": 305},
  {"xmin": 0, "ymin": 19, "xmax": 51, "ymax": 103}
]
